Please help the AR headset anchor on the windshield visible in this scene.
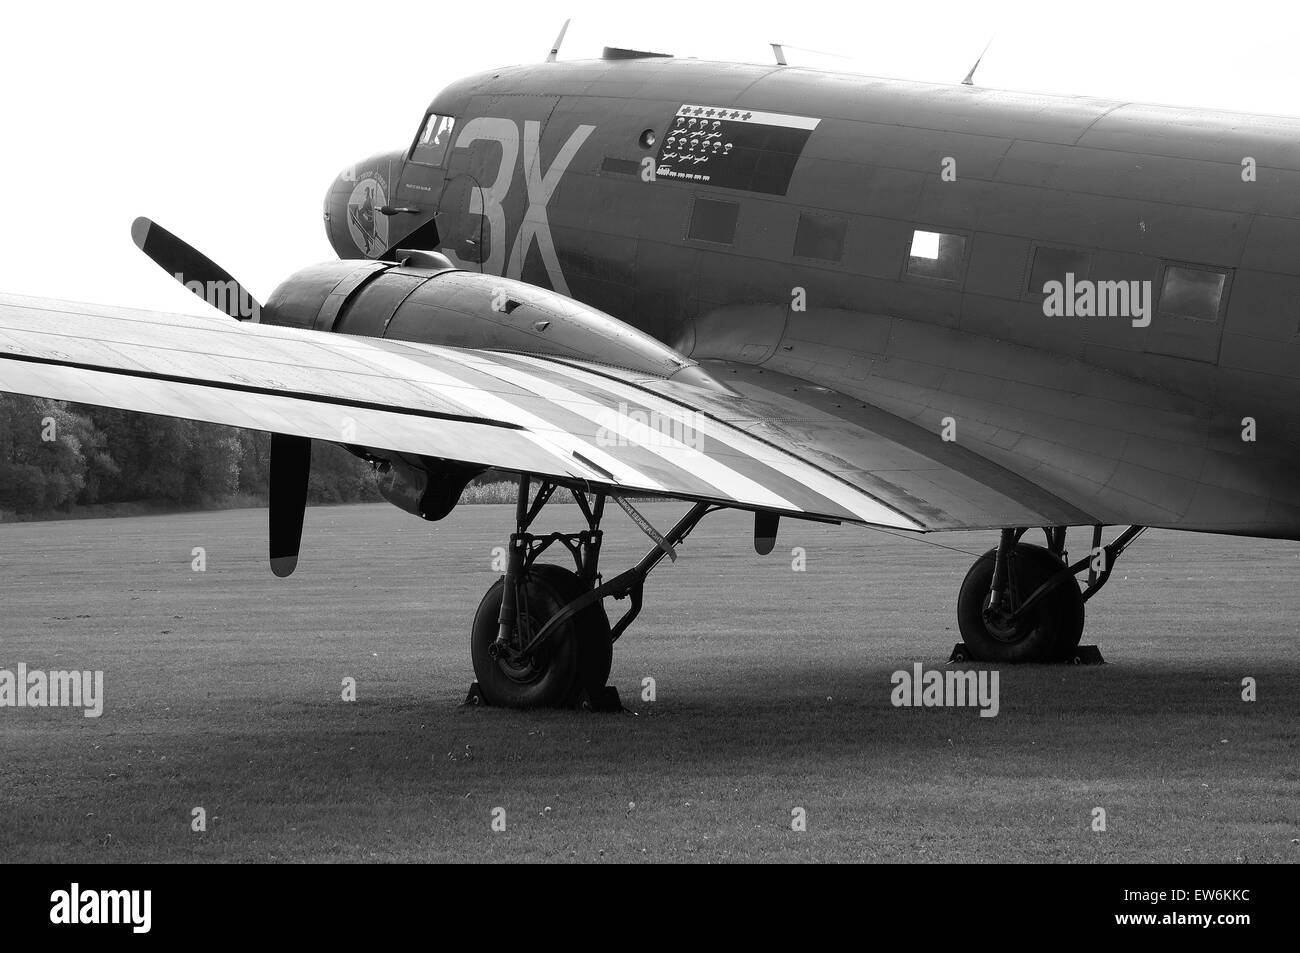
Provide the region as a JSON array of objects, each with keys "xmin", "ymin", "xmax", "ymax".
[{"xmin": 410, "ymin": 114, "xmax": 455, "ymax": 166}]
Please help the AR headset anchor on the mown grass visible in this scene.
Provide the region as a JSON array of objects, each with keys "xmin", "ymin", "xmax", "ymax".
[{"xmin": 0, "ymin": 503, "xmax": 1295, "ymax": 862}]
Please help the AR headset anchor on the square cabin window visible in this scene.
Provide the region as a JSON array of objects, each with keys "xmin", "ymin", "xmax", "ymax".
[
  {"xmin": 907, "ymin": 229, "xmax": 966, "ymax": 282},
  {"xmin": 1159, "ymin": 264, "xmax": 1229, "ymax": 321},
  {"xmin": 793, "ymin": 213, "xmax": 847, "ymax": 262},
  {"xmin": 688, "ymin": 199, "xmax": 739, "ymax": 244},
  {"xmin": 1028, "ymin": 246, "xmax": 1093, "ymax": 297}
]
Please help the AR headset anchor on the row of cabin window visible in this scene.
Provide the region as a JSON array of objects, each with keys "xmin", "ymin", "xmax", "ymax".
[
  {"xmin": 687, "ymin": 198, "xmax": 1232, "ymax": 323},
  {"xmin": 909, "ymin": 229, "xmax": 1231, "ymax": 323}
]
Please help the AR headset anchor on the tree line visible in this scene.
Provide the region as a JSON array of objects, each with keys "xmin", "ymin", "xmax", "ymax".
[{"xmin": 0, "ymin": 395, "xmax": 383, "ymax": 518}]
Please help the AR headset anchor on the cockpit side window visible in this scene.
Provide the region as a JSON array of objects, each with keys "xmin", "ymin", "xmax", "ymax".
[{"xmin": 410, "ymin": 114, "xmax": 456, "ymax": 167}]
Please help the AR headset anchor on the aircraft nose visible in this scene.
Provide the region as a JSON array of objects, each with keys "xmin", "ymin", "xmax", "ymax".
[{"xmin": 323, "ymin": 151, "xmax": 406, "ymax": 260}]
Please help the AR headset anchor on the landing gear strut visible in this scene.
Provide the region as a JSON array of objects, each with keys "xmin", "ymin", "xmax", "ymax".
[
  {"xmin": 470, "ymin": 473, "xmax": 717, "ymax": 708},
  {"xmin": 956, "ymin": 525, "xmax": 1145, "ymax": 663}
]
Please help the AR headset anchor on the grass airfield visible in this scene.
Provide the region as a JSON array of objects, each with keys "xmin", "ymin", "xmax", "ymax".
[{"xmin": 0, "ymin": 501, "xmax": 1296, "ymax": 863}]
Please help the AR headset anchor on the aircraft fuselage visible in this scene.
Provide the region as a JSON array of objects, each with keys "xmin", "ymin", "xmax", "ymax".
[{"xmin": 320, "ymin": 56, "xmax": 1300, "ymax": 537}]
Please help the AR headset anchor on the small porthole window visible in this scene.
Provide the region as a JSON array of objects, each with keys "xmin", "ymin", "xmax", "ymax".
[{"xmin": 639, "ymin": 129, "xmax": 657, "ymax": 149}]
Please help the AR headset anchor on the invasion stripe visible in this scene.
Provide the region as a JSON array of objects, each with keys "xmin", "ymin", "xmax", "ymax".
[
  {"xmin": 454, "ymin": 351, "xmax": 800, "ymax": 512},
  {"xmin": 344, "ymin": 340, "xmax": 669, "ymax": 491},
  {"xmin": 500, "ymin": 352, "xmax": 922, "ymax": 529}
]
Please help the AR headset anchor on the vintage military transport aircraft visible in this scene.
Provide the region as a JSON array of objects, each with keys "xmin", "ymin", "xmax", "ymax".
[{"xmin": 3, "ymin": 47, "xmax": 1299, "ymax": 707}]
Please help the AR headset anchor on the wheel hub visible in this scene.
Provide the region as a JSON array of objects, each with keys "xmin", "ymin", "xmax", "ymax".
[{"xmin": 982, "ymin": 603, "xmax": 1029, "ymax": 643}]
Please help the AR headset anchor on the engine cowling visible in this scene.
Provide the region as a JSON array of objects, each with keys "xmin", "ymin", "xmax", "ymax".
[
  {"xmin": 260, "ymin": 255, "xmax": 725, "ymax": 391},
  {"xmin": 374, "ymin": 455, "xmax": 482, "ymax": 521}
]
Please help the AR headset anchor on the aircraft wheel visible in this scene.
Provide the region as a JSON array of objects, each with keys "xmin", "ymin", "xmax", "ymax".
[
  {"xmin": 957, "ymin": 543, "xmax": 1084, "ymax": 663},
  {"xmin": 471, "ymin": 568, "xmax": 580, "ymax": 708},
  {"xmin": 530, "ymin": 563, "xmax": 613, "ymax": 697},
  {"xmin": 470, "ymin": 564, "xmax": 612, "ymax": 707}
]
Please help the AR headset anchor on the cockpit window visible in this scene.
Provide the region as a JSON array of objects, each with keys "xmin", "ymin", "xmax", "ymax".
[{"xmin": 411, "ymin": 114, "xmax": 455, "ymax": 166}]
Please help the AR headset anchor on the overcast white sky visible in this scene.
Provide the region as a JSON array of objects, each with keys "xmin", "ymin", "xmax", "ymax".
[{"xmin": 2, "ymin": 0, "xmax": 1298, "ymax": 316}]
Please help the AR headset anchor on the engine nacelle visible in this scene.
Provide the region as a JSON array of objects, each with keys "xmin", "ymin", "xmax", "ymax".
[
  {"xmin": 375, "ymin": 455, "xmax": 482, "ymax": 521},
  {"xmin": 261, "ymin": 256, "xmax": 725, "ymax": 390}
]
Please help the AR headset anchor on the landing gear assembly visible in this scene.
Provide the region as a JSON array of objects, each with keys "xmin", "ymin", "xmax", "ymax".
[
  {"xmin": 471, "ymin": 485, "xmax": 1143, "ymax": 705},
  {"xmin": 956, "ymin": 525, "xmax": 1145, "ymax": 663},
  {"xmin": 469, "ymin": 473, "xmax": 718, "ymax": 709}
]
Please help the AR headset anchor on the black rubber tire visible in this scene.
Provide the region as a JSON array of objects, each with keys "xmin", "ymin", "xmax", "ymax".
[
  {"xmin": 470, "ymin": 568, "xmax": 582, "ymax": 708},
  {"xmin": 957, "ymin": 542, "xmax": 1085, "ymax": 663},
  {"xmin": 530, "ymin": 564, "xmax": 614, "ymax": 698}
]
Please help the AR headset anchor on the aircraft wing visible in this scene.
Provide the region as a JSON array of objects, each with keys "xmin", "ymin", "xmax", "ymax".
[
  {"xmin": 633, "ymin": 361, "xmax": 1098, "ymax": 532},
  {"xmin": 0, "ymin": 294, "xmax": 1088, "ymax": 532}
]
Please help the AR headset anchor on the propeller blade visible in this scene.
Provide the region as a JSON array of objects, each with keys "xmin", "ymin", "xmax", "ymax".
[
  {"xmin": 269, "ymin": 433, "xmax": 312, "ymax": 578},
  {"xmin": 130, "ymin": 216, "xmax": 262, "ymax": 321}
]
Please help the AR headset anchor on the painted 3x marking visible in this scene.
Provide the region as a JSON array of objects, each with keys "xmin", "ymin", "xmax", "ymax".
[{"xmin": 444, "ymin": 118, "xmax": 594, "ymax": 296}]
